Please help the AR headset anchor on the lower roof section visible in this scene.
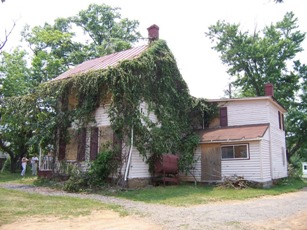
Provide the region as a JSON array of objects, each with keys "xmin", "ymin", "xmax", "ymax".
[{"xmin": 197, "ymin": 123, "xmax": 269, "ymax": 143}]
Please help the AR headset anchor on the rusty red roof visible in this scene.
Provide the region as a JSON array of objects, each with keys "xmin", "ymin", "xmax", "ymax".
[
  {"xmin": 51, "ymin": 44, "xmax": 148, "ymax": 81},
  {"xmin": 198, "ymin": 124, "xmax": 269, "ymax": 143}
]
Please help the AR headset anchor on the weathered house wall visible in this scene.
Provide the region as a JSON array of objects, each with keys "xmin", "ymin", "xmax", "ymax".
[
  {"xmin": 62, "ymin": 98, "xmax": 157, "ymax": 185},
  {"xmin": 180, "ymin": 96, "xmax": 287, "ymax": 186}
]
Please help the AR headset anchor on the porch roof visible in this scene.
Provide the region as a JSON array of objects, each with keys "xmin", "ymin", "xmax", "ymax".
[{"xmin": 198, "ymin": 124, "xmax": 269, "ymax": 143}]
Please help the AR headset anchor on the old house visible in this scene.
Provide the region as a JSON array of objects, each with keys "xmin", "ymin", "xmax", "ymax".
[
  {"xmin": 40, "ymin": 25, "xmax": 193, "ymax": 187},
  {"xmin": 181, "ymin": 83, "xmax": 288, "ymax": 187}
]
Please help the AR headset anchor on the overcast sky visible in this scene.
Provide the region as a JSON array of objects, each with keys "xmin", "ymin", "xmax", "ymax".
[{"xmin": 1, "ymin": 0, "xmax": 306, "ymax": 99}]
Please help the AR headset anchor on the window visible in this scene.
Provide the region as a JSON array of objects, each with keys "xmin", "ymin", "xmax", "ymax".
[
  {"xmin": 221, "ymin": 144, "xmax": 249, "ymax": 159},
  {"xmin": 278, "ymin": 111, "xmax": 285, "ymax": 131},
  {"xmin": 220, "ymin": 107, "xmax": 228, "ymax": 127}
]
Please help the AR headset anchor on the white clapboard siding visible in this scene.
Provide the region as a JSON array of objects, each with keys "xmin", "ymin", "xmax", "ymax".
[
  {"xmin": 120, "ymin": 102, "xmax": 158, "ymax": 179},
  {"xmin": 222, "ymin": 141, "xmax": 266, "ymax": 182},
  {"xmin": 128, "ymin": 146, "xmax": 151, "ymax": 178},
  {"xmin": 180, "ymin": 146, "xmax": 202, "ymax": 182},
  {"xmin": 227, "ymin": 100, "xmax": 269, "ymax": 126},
  {"xmin": 139, "ymin": 102, "xmax": 158, "ymax": 124},
  {"xmin": 268, "ymin": 105, "xmax": 287, "ymax": 179},
  {"xmin": 259, "ymin": 139, "xmax": 272, "ymax": 182},
  {"xmin": 222, "ymin": 97, "xmax": 287, "ymax": 181},
  {"xmin": 95, "ymin": 106, "xmax": 111, "ymax": 126}
]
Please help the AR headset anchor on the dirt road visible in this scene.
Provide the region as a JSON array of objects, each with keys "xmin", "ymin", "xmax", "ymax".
[{"xmin": 1, "ymin": 184, "xmax": 306, "ymax": 230}]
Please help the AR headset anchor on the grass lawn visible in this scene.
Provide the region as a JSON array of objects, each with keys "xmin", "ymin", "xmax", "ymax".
[
  {"xmin": 0, "ymin": 170, "xmax": 306, "ymax": 225},
  {"xmin": 111, "ymin": 178, "xmax": 307, "ymax": 206},
  {"xmin": 0, "ymin": 171, "xmax": 125, "ymax": 226}
]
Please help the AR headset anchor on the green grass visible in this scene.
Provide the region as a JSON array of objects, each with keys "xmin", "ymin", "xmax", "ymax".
[
  {"xmin": 0, "ymin": 169, "xmax": 37, "ymax": 184},
  {"xmin": 1, "ymin": 169, "xmax": 306, "ymax": 225},
  {"xmin": 112, "ymin": 178, "xmax": 307, "ymax": 206},
  {"xmin": 0, "ymin": 171, "xmax": 127, "ymax": 226}
]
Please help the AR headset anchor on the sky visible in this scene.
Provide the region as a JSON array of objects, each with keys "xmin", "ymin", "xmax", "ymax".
[{"xmin": 0, "ymin": 0, "xmax": 306, "ymax": 99}]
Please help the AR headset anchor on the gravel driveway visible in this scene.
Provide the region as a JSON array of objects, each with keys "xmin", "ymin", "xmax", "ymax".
[{"xmin": 1, "ymin": 183, "xmax": 307, "ymax": 230}]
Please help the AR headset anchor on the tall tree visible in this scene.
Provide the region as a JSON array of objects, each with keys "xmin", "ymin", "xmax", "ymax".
[
  {"xmin": 0, "ymin": 3, "xmax": 141, "ymax": 172},
  {"xmin": 206, "ymin": 12, "xmax": 307, "ymax": 160},
  {"xmin": 0, "ymin": 48, "xmax": 31, "ymax": 97},
  {"xmin": 70, "ymin": 3, "xmax": 140, "ymax": 58}
]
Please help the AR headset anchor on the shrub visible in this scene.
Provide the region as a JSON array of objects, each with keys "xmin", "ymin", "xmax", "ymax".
[
  {"xmin": 63, "ymin": 147, "xmax": 119, "ymax": 192},
  {"xmin": 288, "ymin": 153, "xmax": 303, "ymax": 179},
  {"xmin": 87, "ymin": 148, "xmax": 119, "ymax": 186}
]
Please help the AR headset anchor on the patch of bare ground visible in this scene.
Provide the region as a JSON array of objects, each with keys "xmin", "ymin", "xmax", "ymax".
[{"xmin": 0, "ymin": 210, "xmax": 162, "ymax": 230}]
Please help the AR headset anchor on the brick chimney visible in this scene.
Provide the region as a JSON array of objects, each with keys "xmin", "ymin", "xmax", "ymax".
[
  {"xmin": 147, "ymin": 24, "xmax": 159, "ymax": 42},
  {"xmin": 264, "ymin": 83, "xmax": 274, "ymax": 97}
]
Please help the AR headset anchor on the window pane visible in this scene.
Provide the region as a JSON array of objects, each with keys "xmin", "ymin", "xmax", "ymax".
[
  {"xmin": 234, "ymin": 145, "xmax": 247, "ymax": 158},
  {"xmin": 222, "ymin": 146, "xmax": 233, "ymax": 158}
]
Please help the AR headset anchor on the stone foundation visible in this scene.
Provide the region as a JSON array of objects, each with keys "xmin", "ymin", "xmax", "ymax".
[{"xmin": 127, "ymin": 177, "xmax": 151, "ymax": 188}]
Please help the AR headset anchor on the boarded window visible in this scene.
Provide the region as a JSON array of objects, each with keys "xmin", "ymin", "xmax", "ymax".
[
  {"xmin": 77, "ymin": 128, "xmax": 86, "ymax": 161},
  {"xmin": 90, "ymin": 127, "xmax": 99, "ymax": 160},
  {"xmin": 221, "ymin": 144, "xmax": 249, "ymax": 159},
  {"xmin": 220, "ymin": 107, "xmax": 228, "ymax": 127},
  {"xmin": 201, "ymin": 144, "xmax": 221, "ymax": 181}
]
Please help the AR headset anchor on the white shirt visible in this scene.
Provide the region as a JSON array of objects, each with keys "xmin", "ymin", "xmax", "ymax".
[{"xmin": 31, "ymin": 157, "xmax": 39, "ymax": 164}]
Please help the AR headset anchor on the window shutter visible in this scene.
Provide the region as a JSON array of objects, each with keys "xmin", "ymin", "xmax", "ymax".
[
  {"xmin": 281, "ymin": 113, "xmax": 285, "ymax": 131},
  {"xmin": 58, "ymin": 131, "xmax": 66, "ymax": 160},
  {"xmin": 278, "ymin": 111, "xmax": 281, "ymax": 129},
  {"xmin": 90, "ymin": 127, "xmax": 99, "ymax": 160},
  {"xmin": 220, "ymin": 107, "xmax": 228, "ymax": 127},
  {"xmin": 77, "ymin": 128, "xmax": 86, "ymax": 161}
]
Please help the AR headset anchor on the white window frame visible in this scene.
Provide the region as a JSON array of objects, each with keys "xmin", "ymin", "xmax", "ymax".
[{"xmin": 221, "ymin": 144, "xmax": 249, "ymax": 160}]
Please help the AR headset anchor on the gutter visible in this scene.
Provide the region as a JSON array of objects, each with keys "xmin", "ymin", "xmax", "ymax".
[{"xmin": 199, "ymin": 137, "xmax": 263, "ymax": 144}]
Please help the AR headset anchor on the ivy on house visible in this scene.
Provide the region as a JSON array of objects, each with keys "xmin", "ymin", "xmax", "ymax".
[{"xmin": 3, "ymin": 39, "xmax": 217, "ymax": 174}]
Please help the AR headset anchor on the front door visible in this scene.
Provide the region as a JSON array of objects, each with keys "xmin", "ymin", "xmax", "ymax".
[{"xmin": 201, "ymin": 143, "xmax": 221, "ymax": 181}]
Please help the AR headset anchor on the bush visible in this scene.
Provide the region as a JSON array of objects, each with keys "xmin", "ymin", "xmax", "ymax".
[
  {"xmin": 288, "ymin": 153, "xmax": 303, "ymax": 179},
  {"xmin": 63, "ymin": 172, "xmax": 90, "ymax": 192},
  {"xmin": 87, "ymin": 148, "xmax": 119, "ymax": 186},
  {"xmin": 63, "ymin": 148, "xmax": 119, "ymax": 192}
]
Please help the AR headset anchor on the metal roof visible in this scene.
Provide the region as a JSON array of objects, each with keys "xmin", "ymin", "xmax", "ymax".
[
  {"xmin": 198, "ymin": 124, "xmax": 269, "ymax": 143},
  {"xmin": 51, "ymin": 44, "xmax": 148, "ymax": 81}
]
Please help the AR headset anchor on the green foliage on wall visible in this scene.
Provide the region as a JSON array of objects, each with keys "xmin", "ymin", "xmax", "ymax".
[{"xmin": 20, "ymin": 40, "xmax": 216, "ymax": 172}]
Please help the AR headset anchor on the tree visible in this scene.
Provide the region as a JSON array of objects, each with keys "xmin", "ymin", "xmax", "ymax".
[
  {"xmin": 0, "ymin": 3, "xmax": 142, "ymax": 172},
  {"xmin": 70, "ymin": 4, "xmax": 140, "ymax": 58},
  {"xmin": 0, "ymin": 21, "xmax": 16, "ymax": 52},
  {"xmin": 0, "ymin": 48, "xmax": 31, "ymax": 97},
  {"xmin": 206, "ymin": 12, "xmax": 307, "ymax": 160}
]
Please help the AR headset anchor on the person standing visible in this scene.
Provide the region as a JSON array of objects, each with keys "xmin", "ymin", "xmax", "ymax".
[
  {"xmin": 21, "ymin": 156, "xmax": 29, "ymax": 176},
  {"xmin": 31, "ymin": 155, "xmax": 39, "ymax": 176}
]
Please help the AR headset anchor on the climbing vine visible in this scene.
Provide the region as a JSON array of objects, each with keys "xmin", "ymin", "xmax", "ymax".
[{"xmin": 7, "ymin": 40, "xmax": 217, "ymax": 173}]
